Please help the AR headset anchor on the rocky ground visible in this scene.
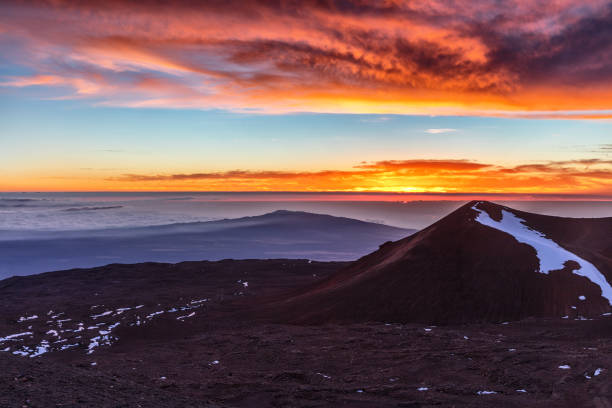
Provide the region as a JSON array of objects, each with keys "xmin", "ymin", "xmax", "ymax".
[{"xmin": 2, "ymin": 260, "xmax": 612, "ymax": 407}]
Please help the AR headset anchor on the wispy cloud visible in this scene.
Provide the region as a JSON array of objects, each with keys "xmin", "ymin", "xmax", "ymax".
[
  {"xmin": 359, "ymin": 117, "xmax": 392, "ymax": 123},
  {"xmin": 598, "ymin": 144, "xmax": 612, "ymax": 153},
  {"xmin": 1, "ymin": 1, "xmax": 612, "ymax": 116},
  {"xmin": 425, "ymin": 129, "xmax": 457, "ymax": 134}
]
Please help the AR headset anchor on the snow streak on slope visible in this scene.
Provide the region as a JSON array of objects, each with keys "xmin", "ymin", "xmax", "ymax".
[{"xmin": 472, "ymin": 203, "xmax": 612, "ymax": 305}]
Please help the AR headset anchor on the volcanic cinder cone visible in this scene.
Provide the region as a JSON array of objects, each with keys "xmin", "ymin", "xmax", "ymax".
[{"xmin": 270, "ymin": 201, "xmax": 612, "ymax": 324}]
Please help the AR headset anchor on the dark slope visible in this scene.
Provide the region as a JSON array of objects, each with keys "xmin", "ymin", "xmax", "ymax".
[
  {"xmin": 0, "ymin": 210, "xmax": 413, "ymax": 278},
  {"xmin": 268, "ymin": 201, "xmax": 612, "ymax": 324}
]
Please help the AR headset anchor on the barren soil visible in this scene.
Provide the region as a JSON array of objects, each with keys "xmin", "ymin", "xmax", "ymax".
[{"xmin": 2, "ymin": 260, "xmax": 612, "ymax": 407}]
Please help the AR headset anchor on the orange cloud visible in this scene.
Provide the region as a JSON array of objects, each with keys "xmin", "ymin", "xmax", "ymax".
[
  {"xmin": 2, "ymin": 1, "xmax": 612, "ymax": 116},
  {"xmin": 355, "ymin": 160, "xmax": 492, "ymax": 172},
  {"xmin": 99, "ymin": 158, "xmax": 612, "ymax": 194},
  {"xmin": 2, "ymin": 74, "xmax": 102, "ymax": 94}
]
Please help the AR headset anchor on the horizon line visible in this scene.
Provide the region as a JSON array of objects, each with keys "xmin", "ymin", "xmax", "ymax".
[{"xmin": 1, "ymin": 191, "xmax": 611, "ymax": 201}]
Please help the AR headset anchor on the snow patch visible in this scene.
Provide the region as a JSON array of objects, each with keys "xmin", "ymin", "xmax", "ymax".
[
  {"xmin": 91, "ymin": 311, "xmax": 112, "ymax": 319},
  {"xmin": 0, "ymin": 332, "xmax": 33, "ymax": 342},
  {"xmin": 12, "ymin": 340, "xmax": 50, "ymax": 358},
  {"xmin": 99, "ymin": 322, "xmax": 120, "ymax": 335},
  {"xmin": 473, "ymin": 203, "xmax": 612, "ymax": 305},
  {"xmin": 29, "ymin": 341, "xmax": 50, "ymax": 357},
  {"xmin": 87, "ymin": 334, "xmax": 113, "ymax": 354},
  {"xmin": 177, "ymin": 312, "xmax": 196, "ymax": 320},
  {"xmin": 146, "ymin": 311, "xmax": 164, "ymax": 319}
]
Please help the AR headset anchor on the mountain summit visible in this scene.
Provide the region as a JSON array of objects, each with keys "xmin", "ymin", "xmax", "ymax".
[{"xmin": 272, "ymin": 201, "xmax": 612, "ymax": 324}]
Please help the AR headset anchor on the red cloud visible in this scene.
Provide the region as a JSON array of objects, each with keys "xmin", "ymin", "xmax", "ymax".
[{"xmin": 2, "ymin": 0, "xmax": 612, "ymax": 116}]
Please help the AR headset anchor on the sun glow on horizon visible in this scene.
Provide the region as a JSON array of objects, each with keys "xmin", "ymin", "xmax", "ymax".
[{"xmin": 2, "ymin": 158, "xmax": 610, "ymax": 196}]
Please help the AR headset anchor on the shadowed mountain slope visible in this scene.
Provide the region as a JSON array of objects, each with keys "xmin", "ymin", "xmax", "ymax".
[{"xmin": 269, "ymin": 201, "xmax": 612, "ymax": 324}]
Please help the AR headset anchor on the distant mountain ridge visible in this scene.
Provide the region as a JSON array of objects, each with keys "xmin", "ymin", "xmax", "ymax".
[
  {"xmin": 270, "ymin": 201, "xmax": 612, "ymax": 324},
  {"xmin": 0, "ymin": 210, "xmax": 414, "ymax": 278}
]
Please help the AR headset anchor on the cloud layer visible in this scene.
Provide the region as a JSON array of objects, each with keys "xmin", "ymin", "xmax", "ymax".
[
  {"xmin": 2, "ymin": 0, "xmax": 612, "ymax": 116},
  {"xmin": 107, "ymin": 158, "xmax": 612, "ymax": 193}
]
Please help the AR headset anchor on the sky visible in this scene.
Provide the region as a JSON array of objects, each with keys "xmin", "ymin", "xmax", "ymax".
[{"xmin": 0, "ymin": 0, "xmax": 611, "ymax": 195}]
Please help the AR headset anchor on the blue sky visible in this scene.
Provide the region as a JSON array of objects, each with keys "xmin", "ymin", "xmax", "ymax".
[{"xmin": 1, "ymin": 0, "xmax": 611, "ymax": 193}]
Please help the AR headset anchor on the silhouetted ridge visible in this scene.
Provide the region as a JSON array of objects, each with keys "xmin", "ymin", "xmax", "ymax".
[{"xmin": 1, "ymin": 210, "xmax": 414, "ymax": 277}]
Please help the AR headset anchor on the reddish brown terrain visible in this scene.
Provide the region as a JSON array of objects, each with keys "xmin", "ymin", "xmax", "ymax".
[
  {"xmin": 272, "ymin": 201, "xmax": 612, "ymax": 324},
  {"xmin": 2, "ymin": 201, "xmax": 612, "ymax": 407}
]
